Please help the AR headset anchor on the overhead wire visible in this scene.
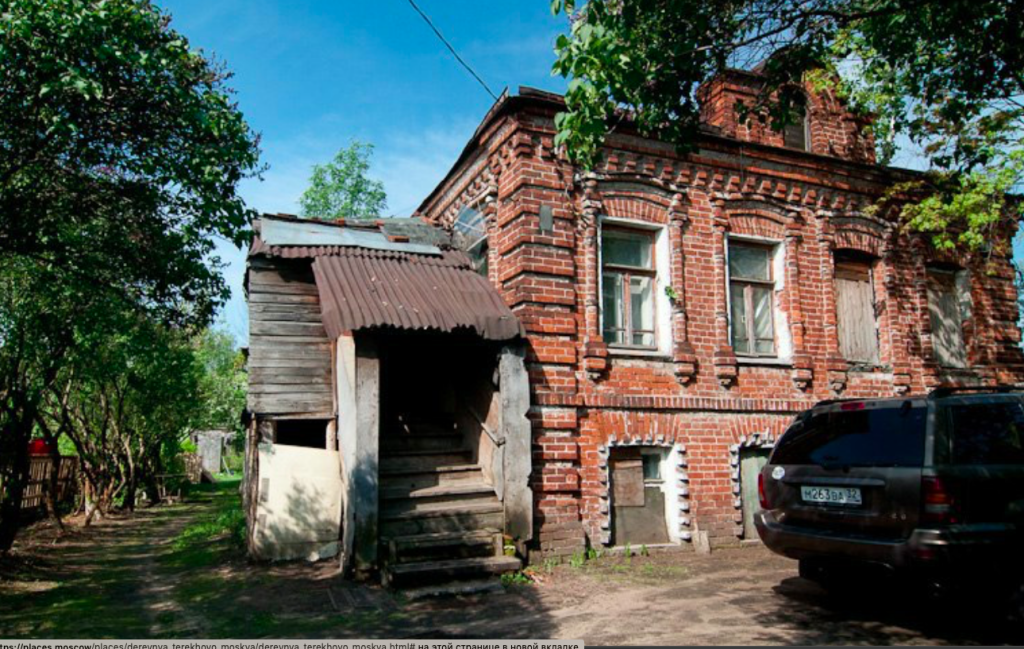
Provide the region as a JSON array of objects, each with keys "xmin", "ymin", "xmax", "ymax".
[{"xmin": 404, "ymin": 0, "xmax": 499, "ymax": 102}]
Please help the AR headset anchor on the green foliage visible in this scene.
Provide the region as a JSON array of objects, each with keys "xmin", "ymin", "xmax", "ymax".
[
  {"xmin": 193, "ymin": 329, "xmax": 247, "ymax": 434},
  {"xmin": 299, "ymin": 140, "xmax": 388, "ymax": 220},
  {"xmin": 0, "ymin": 0, "xmax": 262, "ymax": 324},
  {"xmin": 551, "ymin": 0, "xmax": 1024, "ymax": 254},
  {"xmin": 569, "ymin": 549, "xmax": 587, "ymax": 569},
  {"xmin": 500, "ymin": 570, "xmax": 534, "ymax": 587}
]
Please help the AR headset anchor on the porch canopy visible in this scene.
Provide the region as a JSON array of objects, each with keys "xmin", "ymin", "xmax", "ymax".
[{"xmin": 250, "ymin": 214, "xmax": 523, "ymax": 341}]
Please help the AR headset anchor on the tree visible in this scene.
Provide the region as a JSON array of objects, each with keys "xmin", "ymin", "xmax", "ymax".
[
  {"xmin": 299, "ymin": 141, "xmax": 388, "ymax": 220},
  {"xmin": 193, "ymin": 329, "xmax": 247, "ymax": 435},
  {"xmin": 39, "ymin": 306, "xmax": 203, "ymax": 521},
  {"xmin": 0, "ymin": 0, "xmax": 261, "ymax": 550},
  {"xmin": 550, "ymin": 0, "xmax": 1024, "ymax": 254}
]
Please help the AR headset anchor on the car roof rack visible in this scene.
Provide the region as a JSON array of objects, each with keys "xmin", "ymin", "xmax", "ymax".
[{"xmin": 928, "ymin": 385, "xmax": 1024, "ymax": 399}]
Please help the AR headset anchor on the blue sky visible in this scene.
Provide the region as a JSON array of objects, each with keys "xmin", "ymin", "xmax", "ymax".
[{"xmin": 159, "ymin": 0, "xmax": 569, "ymax": 343}]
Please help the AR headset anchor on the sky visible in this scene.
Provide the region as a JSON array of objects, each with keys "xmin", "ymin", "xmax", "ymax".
[{"xmin": 159, "ymin": 0, "xmax": 569, "ymax": 344}]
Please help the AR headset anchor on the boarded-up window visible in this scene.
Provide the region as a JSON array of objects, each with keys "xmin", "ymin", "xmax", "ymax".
[
  {"xmin": 610, "ymin": 447, "xmax": 645, "ymax": 506},
  {"xmin": 927, "ymin": 268, "xmax": 968, "ymax": 368},
  {"xmin": 835, "ymin": 260, "xmax": 879, "ymax": 363}
]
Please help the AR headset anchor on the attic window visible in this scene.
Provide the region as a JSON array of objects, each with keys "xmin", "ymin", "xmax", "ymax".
[
  {"xmin": 454, "ymin": 205, "xmax": 488, "ymax": 277},
  {"xmin": 783, "ymin": 107, "xmax": 809, "ymax": 151}
]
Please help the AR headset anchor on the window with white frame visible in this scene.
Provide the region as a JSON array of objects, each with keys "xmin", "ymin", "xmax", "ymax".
[
  {"xmin": 728, "ymin": 241, "xmax": 777, "ymax": 356},
  {"xmin": 601, "ymin": 226, "xmax": 657, "ymax": 348}
]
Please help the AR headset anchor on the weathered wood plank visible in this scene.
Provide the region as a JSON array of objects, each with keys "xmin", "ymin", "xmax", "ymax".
[
  {"xmin": 249, "ymin": 282, "xmax": 319, "ymax": 296},
  {"xmin": 247, "ymin": 357, "xmax": 331, "ymax": 369},
  {"xmin": 250, "ymin": 267, "xmax": 315, "ymax": 285},
  {"xmin": 248, "ymin": 393, "xmax": 333, "ymax": 413},
  {"xmin": 249, "ymin": 344, "xmax": 330, "ymax": 358},
  {"xmin": 250, "ymin": 302, "xmax": 322, "ymax": 314},
  {"xmin": 249, "ymin": 292, "xmax": 320, "ymax": 305},
  {"xmin": 250, "ymin": 334, "xmax": 331, "ymax": 344},
  {"xmin": 250, "ymin": 309, "xmax": 324, "ymax": 323},
  {"xmin": 250, "ymin": 321, "xmax": 327, "ymax": 337},
  {"xmin": 249, "ymin": 369, "xmax": 332, "ymax": 384},
  {"xmin": 249, "ymin": 383, "xmax": 332, "ymax": 395}
]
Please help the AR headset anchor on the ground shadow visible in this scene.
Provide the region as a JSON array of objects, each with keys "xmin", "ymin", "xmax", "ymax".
[
  {"xmin": 749, "ymin": 573, "xmax": 1024, "ymax": 646},
  {"xmin": 0, "ymin": 480, "xmax": 559, "ymax": 640}
]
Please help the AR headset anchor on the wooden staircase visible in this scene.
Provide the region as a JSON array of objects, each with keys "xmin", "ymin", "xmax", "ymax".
[{"xmin": 379, "ymin": 415, "xmax": 520, "ymax": 598}]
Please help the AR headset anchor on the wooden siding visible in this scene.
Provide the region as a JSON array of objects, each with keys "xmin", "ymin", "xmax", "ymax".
[{"xmin": 248, "ymin": 258, "xmax": 333, "ymax": 415}]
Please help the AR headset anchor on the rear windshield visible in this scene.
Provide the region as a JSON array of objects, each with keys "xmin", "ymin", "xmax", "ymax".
[
  {"xmin": 772, "ymin": 403, "xmax": 927, "ymax": 468},
  {"xmin": 945, "ymin": 400, "xmax": 1024, "ymax": 465}
]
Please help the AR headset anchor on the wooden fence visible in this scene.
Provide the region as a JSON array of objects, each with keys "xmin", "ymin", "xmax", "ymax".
[{"xmin": 0, "ymin": 456, "xmax": 79, "ymax": 512}]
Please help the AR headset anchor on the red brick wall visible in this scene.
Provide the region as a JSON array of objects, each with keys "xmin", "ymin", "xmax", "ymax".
[
  {"xmin": 698, "ymin": 70, "xmax": 876, "ymax": 165},
  {"xmin": 419, "ymin": 86, "xmax": 1024, "ymax": 556}
]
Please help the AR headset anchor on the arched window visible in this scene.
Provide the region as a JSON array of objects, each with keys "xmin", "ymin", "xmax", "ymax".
[{"xmin": 783, "ymin": 104, "xmax": 810, "ymax": 151}]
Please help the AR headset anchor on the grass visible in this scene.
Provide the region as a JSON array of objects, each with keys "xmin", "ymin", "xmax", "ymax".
[{"xmin": 164, "ymin": 477, "xmax": 245, "ymax": 569}]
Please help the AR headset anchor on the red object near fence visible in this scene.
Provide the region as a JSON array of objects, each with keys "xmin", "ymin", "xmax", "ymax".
[{"xmin": 28, "ymin": 438, "xmax": 55, "ymax": 455}]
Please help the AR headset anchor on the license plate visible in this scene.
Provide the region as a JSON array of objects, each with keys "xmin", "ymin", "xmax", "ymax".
[{"xmin": 801, "ymin": 485, "xmax": 862, "ymax": 506}]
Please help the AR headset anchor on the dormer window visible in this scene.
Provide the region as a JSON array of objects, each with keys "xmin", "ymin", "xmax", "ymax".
[{"xmin": 783, "ymin": 106, "xmax": 809, "ymax": 151}]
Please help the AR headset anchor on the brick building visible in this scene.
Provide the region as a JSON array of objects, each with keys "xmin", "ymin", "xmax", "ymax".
[{"xmin": 416, "ymin": 71, "xmax": 1024, "ymax": 556}]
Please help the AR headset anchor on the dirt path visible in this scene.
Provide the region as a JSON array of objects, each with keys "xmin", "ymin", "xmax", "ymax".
[{"xmin": 1, "ymin": 484, "xmax": 1021, "ymax": 644}]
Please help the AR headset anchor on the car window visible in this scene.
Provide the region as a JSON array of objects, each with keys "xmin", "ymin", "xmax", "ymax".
[
  {"xmin": 947, "ymin": 400, "xmax": 1024, "ymax": 465},
  {"xmin": 772, "ymin": 404, "xmax": 927, "ymax": 467}
]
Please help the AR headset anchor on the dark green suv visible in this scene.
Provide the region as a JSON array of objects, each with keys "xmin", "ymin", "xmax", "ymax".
[{"xmin": 756, "ymin": 388, "xmax": 1024, "ymax": 603}]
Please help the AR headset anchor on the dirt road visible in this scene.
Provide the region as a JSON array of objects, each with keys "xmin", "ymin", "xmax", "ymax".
[{"xmin": 1, "ymin": 482, "xmax": 1020, "ymax": 644}]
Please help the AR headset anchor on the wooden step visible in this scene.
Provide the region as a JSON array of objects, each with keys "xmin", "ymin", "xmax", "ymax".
[
  {"xmin": 384, "ymin": 555, "xmax": 521, "ymax": 588},
  {"xmin": 379, "ymin": 502, "xmax": 504, "ymax": 536},
  {"xmin": 381, "ymin": 433, "xmax": 463, "ymax": 453},
  {"xmin": 380, "ymin": 481, "xmax": 495, "ymax": 502},
  {"xmin": 380, "ymin": 452, "xmax": 472, "ymax": 472},
  {"xmin": 385, "ymin": 529, "xmax": 501, "ymax": 564},
  {"xmin": 382, "ymin": 460, "xmax": 481, "ymax": 481},
  {"xmin": 383, "ymin": 492, "xmax": 499, "ymax": 517},
  {"xmin": 380, "ymin": 446, "xmax": 470, "ymax": 458},
  {"xmin": 400, "ymin": 578, "xmax": 504, "ymax": 600}
]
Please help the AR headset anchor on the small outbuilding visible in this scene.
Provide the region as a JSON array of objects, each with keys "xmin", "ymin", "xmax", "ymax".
[{"xmin": 243, "ymin": 214, "xmax": 531, "ymax": 592}]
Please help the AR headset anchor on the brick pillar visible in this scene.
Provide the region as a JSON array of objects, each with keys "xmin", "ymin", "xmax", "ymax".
[
  {"xmin": 817, "ymin": 224, "xmax": 848, "ymax": 393},
  {"xmin": 711, "ymin": 203, "xmax": 738, "ymax": 388},
  {"xmin": 669, "ymin": 192, "xmax": 698, "ymax": 384}
]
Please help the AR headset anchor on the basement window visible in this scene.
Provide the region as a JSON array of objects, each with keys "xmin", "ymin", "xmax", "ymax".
[{"xmin": 274, "ymin": 419, "xmax": 330, "ymax": 449}]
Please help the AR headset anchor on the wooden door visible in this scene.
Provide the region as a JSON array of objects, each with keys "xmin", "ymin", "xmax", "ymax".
[{"xmin": 741, "ymin": 447, "xmax": 771, "ymax": 540}]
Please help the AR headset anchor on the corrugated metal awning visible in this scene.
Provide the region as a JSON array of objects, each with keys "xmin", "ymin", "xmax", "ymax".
[
  {"xmin": 311, "ymin": 249, "xmax": 523, "ymax": 341},
  {"xmin": 248, "ymin": 214, "xmax": 523, "ymax": 341}
]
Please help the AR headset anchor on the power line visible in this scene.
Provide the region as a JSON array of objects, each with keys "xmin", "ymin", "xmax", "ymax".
[{"xmin": 404, "ymin": 0, "xmax": 499, "ymax": 102}]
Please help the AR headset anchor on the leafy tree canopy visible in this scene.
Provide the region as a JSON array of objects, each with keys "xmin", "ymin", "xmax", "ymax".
[
  {"xmin": 0, "ymin": 0, "xmax": 262, "ymax": 325},
  {"xmin": 299, "ymin": 140, "xmax": 388, "ymax": 220},
  {"xmin": 551, "ymin": 0, "xmax": 1024, "ymax": 254}
]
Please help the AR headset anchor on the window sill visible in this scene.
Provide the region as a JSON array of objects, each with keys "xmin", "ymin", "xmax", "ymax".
[
  {"xmin": 607, "ymin": 346, "xmax": 672, "ymax": 361},
  {"xmin": 736, "ymin": 356, "xmax": 792, "ymax": 368}
]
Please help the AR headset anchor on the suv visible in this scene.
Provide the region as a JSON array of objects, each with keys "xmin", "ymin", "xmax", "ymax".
[{"xmin": 756, "ymin": 388, "xmax": 1024, "ymax": 597}]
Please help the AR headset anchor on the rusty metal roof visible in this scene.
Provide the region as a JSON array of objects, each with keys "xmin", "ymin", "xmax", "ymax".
[{"xmin": 249, "ymin": 214, "xmax": 522, "ymax": 341}]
